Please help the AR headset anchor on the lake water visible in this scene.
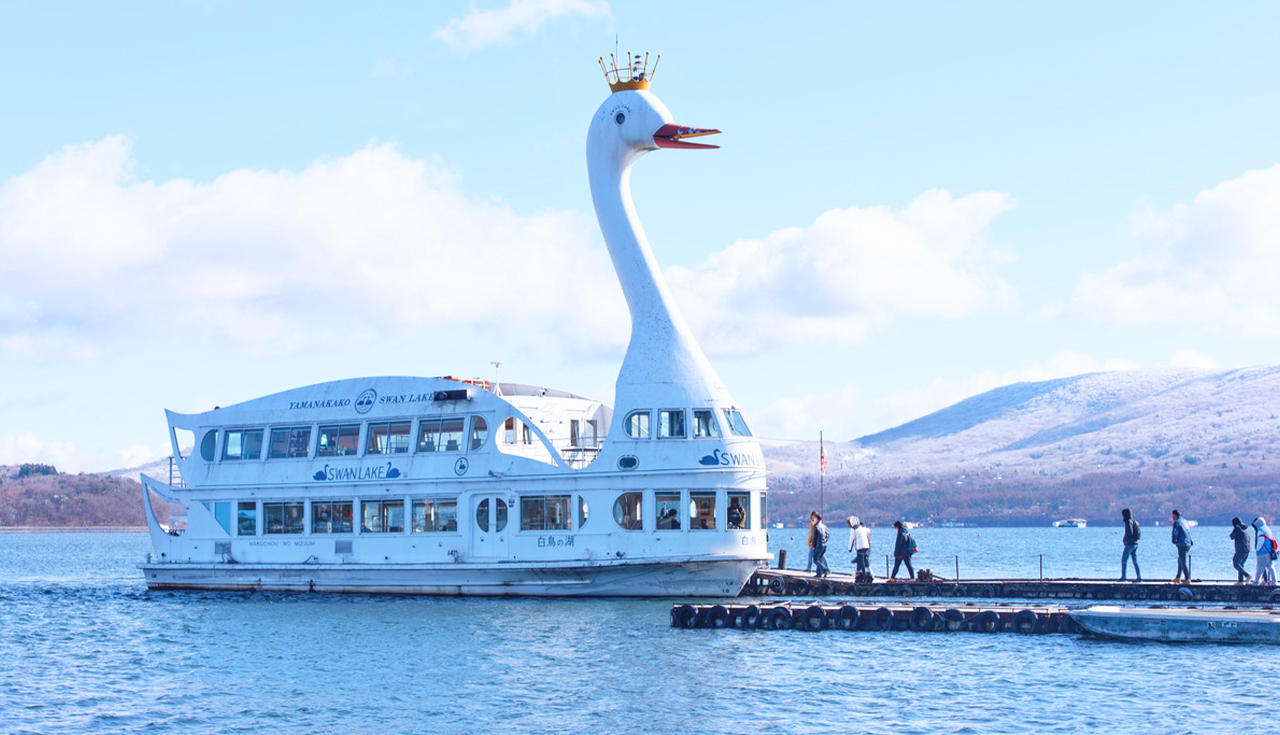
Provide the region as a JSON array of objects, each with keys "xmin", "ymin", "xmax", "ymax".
[{"xmin": 1, "ymin": 530, "xmax": 1272, "ymax": 735}]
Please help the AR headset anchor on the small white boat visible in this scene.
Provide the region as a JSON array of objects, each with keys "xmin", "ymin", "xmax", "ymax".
[
  {"xmin": 1070, "ymin": 605, "xmax": 1280, "ymax": 643},
  {"xmin": 1052, "ymin": 518, "xmax": 1087, "ymax": 528}
]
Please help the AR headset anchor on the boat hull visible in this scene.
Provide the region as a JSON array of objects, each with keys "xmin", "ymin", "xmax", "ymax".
[
  {"xmin": 1070, "ymin": 605, "xmax": 1280, "ymax": 643},
  {"xmin": 139, "ymin": 556, "xmax": 761, "ymax": 597}
]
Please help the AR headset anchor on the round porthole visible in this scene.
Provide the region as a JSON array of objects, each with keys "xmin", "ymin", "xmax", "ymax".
[
  {"xmin": 615, "ymin": 111, "xmax": 626, "ymax": 125},
  {"xmin": 200, "ymin": 430, "xmax": 217, "ymax": 462},
  {"xmin": 617, "ymin": 455, "xmax": 638, "ymax": 470}
]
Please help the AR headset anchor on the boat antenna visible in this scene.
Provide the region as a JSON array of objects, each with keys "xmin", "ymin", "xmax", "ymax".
[{"xmin": 491, "ymin": 361, "xmax": 503, "ymax": 396}]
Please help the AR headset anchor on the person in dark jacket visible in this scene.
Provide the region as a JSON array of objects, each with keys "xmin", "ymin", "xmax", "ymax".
[
  {"xmin": 1119, "ymin": 508, "xmax": 1142, "ymax": 582},
  {"xmin": 1230, "ymin": 517, "xmax": 1253, "ymax": 584},
  {"xmin": 890, "ymin": 521, "xmax": 915, "ymax": 581},
  {"xmin": 812, "ymin": 513, "xmax": 831, "ymax": 578},
  {"xmin": 1170, "ymin": 509, "xmax": 1193, "ymax": 584}
]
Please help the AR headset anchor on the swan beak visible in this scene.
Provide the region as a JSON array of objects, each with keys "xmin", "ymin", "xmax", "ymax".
[{"xmin": 653, "ymin": 123, "xmax": 720, "ymax": 149}]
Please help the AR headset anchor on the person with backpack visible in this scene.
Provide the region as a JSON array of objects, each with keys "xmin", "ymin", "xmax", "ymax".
[
  {"xmin": 1170, "ymin": 509, "xmax": 1194, "ymax": 584},
  {"xmin": 1252, "ymin": 517, "xmax": 1277, "ymax": 587},
  {"xmin": 1230, "ymin": 518, "xmax": 1253, "ymax": 584},
  {"xmin": 812, "ymin": 512, "xmax": 831, "ymax": 578},
  {"xmin": 1119, "ymin": 508, "xmax": 1142, "ymax": 582},
  {"xmin": 890, "ymin": 521, "xmax": 916, "ymax": 581}
]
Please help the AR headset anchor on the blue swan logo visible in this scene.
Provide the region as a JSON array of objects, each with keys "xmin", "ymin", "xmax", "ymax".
[{"xmin": 699, "ymin": 450, "xmax": 721, "ymax": 466}]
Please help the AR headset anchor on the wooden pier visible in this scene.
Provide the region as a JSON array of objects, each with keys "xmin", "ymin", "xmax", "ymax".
[
  {"xmin": 745, "ymin": 568, "xmax": 1280, "ymax": 604},
  {"xmin": 672, "ymin": 601, "xmax": 1075, "ymax": 634}
]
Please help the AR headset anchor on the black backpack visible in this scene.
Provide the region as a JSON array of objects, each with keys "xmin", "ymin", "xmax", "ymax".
[{"xmin": 1131, "ymin": 520, "xmax": 1141, "ymax": 541}]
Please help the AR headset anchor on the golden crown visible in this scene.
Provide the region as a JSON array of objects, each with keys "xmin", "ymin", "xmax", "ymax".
[{"xmin": 599, "ymin": 52, "xmax": 659, "ymax": 92}]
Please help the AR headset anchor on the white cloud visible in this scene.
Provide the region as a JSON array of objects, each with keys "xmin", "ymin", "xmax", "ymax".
[
  {"xmin": 434, "ymin": 0, "xmax": 611, "ymax": 52},
  {"xmin": 1052, "ymin": 162, "xmax": 1280, "ymax": 335},
  {"xmin": 1170, "ymin": 348, "xmax": 1218, "ymax": 369},
  {"xmin": 667, "ymin": 189, "xmax": 1018, "ymax": 354},
  {"xmin": 0, "ymin": 136, "xmax": 627, "ymax": 359},
  {"xmin": 0, "ymin": 430, "xmax": 78, "ymax": 470}
]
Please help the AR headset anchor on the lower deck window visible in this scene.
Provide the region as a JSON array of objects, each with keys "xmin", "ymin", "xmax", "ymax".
[
  {"xmin": 312, "ymin": 501, "xmax": 353, "ymax": 534},
  {"xmin": 236, "ymin": 501, "xmax": 257, "ymax": 536},
  {"xmin": 412, "ymin": 498, "xmax": 458, "ymax": 532},
  {"xmin": 655, "ymin": 492, "xmax": 681, "ymax": 530},
  {"xmin": 521, "ymin": 495, "xmax": 571, "ymax": 531},
  {"xmin": 727, "ymin": 492, "xmax": 750, "ymax": 530},
  {"xmin": 264, "ymin": 501, "xmax": 305, "ymax": 534},
  {"xmin": 613, "ymin": 492, "xmax": 642, "ymax": 530},
  {"xmin": 361, "ymin": 499, "xmax": 405, "ymax": 533},
  {"xmin": 690, "ymin": 492, "xmax": 715, "ymax": 530}
]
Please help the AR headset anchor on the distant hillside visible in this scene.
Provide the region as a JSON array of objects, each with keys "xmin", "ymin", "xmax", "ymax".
[
  {"xmin": 762, "ymin": 366, "xmax": 1280, "ymax": 526},
  {"xmin": 0, "ymin": 464, "xmax": 162, "ymax": 527}
]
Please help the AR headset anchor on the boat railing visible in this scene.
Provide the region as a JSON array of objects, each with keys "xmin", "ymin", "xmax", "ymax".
[{"xmin": 168, "ymin": 456, "xmax": 186, "ymax": 488}]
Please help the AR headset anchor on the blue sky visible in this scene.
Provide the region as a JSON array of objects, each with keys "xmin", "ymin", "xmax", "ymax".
[{"xmin": 3, "ymin": 1, "xmax": 1279, "ymax": 472}]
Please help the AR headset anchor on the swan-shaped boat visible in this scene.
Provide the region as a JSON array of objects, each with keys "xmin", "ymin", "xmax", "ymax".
[{"xmin": 138, "ymin": 54, "xmax": 770, "ymax": 596}]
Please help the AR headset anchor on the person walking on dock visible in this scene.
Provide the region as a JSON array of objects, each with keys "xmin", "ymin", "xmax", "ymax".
[
  {"xmin": 848, "ymin": 515, "xmax": 872, "ymax": 578},
  {"xmin": 812, "ymin": 513, "xmax": 831, "ymax": 578},
  {"xmin": 1230, "ymin": 517, "xmax": 1253, "ymax": 584},
  {"xmin": 1119, "ymin": 508, "xmax": 1142, "ymax": 582},
  {"xmin": 1170, "ymin": 509, "xmax": 1193, "ymax": 584},
  {"xmin": 1252, "ymin": 517, "xmax": 1277, "ymax": 587},
  {"xmin": 890, "ymin": 521, "xmax": 916, "ymax": 581},
  {"xmin": 804, "ymin": 512, "xmax": 817, "ymax": 573}
]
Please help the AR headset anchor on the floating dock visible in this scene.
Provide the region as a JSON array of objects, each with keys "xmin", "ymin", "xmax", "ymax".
[
  {"xmin": 671, "ymin": 601, "xmax": 1074, "ymax": 634},
  {"xmin": 745, "ymin": 568, "xmax": 1280, "ymax": 604}
]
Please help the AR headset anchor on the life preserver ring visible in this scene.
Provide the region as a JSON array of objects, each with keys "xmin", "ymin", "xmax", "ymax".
[
  {"xmin": 741, "ymin": 604, "xmax": 762, "ymax": 628},
  {"xmin": 941, "ymin": 608, "xmax": 965, "ymax": 631},
  {"xmin": 872, "ymin": 606, "xmax": 894, "ymax": 630},
  {"xmin": 1012, "ymin": 609, "xmax": 1039, "ymax": 634},
  {"xmin": 837, "ymin": 605, "xmax": 860, "ymax": 630},
  {"xmin": 802, "ymin": 605, "xmax": 826, "ymax": 632},
  {"xmin": 768, "ymin": 576, "xmax": 786, "ymax": 595},
  {"xmin": 674, "ymin": 604, "xmax": 698, "ymax": 629},
  {"xmin": 706, "ymin": 604, "xmax": 729, "ymax": 629},
  {"xmin": 971, "ymin": 610, "xmax": 1001, "ymax": 633},
  {"xmin": 909, "ymin": 606, "xmax": 934, "ymax": 632}
]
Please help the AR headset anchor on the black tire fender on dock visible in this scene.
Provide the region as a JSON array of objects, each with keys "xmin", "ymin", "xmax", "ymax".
[
  {"xmin": 768, "ymin": 576, "xmax": 785, "ymax": 594},
  {"xmin": 977, "ymin": 585, "xmax": 996, "ymax": 599},
  {"xmin": 790, "ymin": 578, "xmax": 810, "ymax": 596},
  {"xmin": 850, "ymin": 585, "xmax": 869, "ymax": 597},
  {"xmin": 897, "ymin": 585, "xmax": 915, "ymax": 597},
  {"xmin": 1205, "ymin": 588, "xmax": 1222, "ymax": 603},
  {"xmin": 922, "ymin": 585, "xmax": 941, "ymax": 598},
  {"xmin": 872, "ymin": 606, "xmax": 894, "ymax": 631},
  {"xmin": 1269, "ymin": 589, "xmax": 1280, "ymax": 605},
  {"xmin": 802, "ymin": 605, "xmax": 826, "ymax": 632},
  {"xmin": 941, "ymin": 608, "xmax": 965, "ymax": 631},
  {"xmin": 674, "ymin": 604, "xmax": 698, "ymax": 629},
  {"xmin": 817, "ymin": 581, "xmax": 835, "ymax": 597},
  {"xmin": 706, "ymin": 604, "xmax": 729, "ymax": 629},
  {"xmin": 837, "ymin": 605, "xmax": 859, "ymax": 631},
  {"xmin": 971, "ymin": 610, "xmax": 1001, "ymax": 633},
  {"xmin": 1012, "ymin": 609, "xmax": 1039, "ymax": 634},
  {"xmin": 871, "ymin": 584, "xmax": 888, "ymax": 597},
  {"xmin": 1177, "ymin": 586, "xmax": 1195, "ymax": 602},
  {"xmin": 741, "ymin": 604, "xmax": 762, "ymax": 629},
  {"xmin": 1152, "ymin": 587, "xmax": 1170, "ymax": 601},
  {"xmin": 766, "ymin": 606, "xmax": 793, "ymax": 630},
  {"xmin": 909, "ymin": 606, "xmax": 934, "ymax": 632}
]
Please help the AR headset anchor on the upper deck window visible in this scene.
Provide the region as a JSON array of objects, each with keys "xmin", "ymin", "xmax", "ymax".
[
  {"xmin": 223, "ymin": 429, "xmax": 264, "ymax": 461},
  {"xmin": 624, "ymin": 410, "xmax": 650, "ymax": 439},
  {"xmin": 469, "ymin": 417, "xmax": 488, "ymax": 451},
  {"xmin": 693, "ymin": 410, "xmax": 721, "ymax": 438},
  {"xmin": 723, "ymin": 408, "xmax": 753, "ymax": 437},
  {"xmin": 367, "ymin": 421, "xmax": 411, "ymax": 455},
  {"xmin": 419, "ymin": 417, "xmax": 465, "ymax": 452},
  {"xmin": 658, "ymin": 409, "xmax": 686, "ymax": 439},
  {"xmin": 269, "ymin": 427, "xmax": 312, "ymax": 459},
  {"xmin": 318, "ymin": 424, "xmax": 360, "ymax": 457}
]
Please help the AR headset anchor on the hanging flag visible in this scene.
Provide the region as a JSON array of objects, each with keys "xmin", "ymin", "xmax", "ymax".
[{"xmin": 820, "ymin": 436, "xmax": 828, "ymax": 475}]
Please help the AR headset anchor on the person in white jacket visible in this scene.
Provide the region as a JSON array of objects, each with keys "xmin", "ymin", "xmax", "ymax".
[{"xmin": 847, "ymin": 515, "xmax": 872, "ymax": 576}]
